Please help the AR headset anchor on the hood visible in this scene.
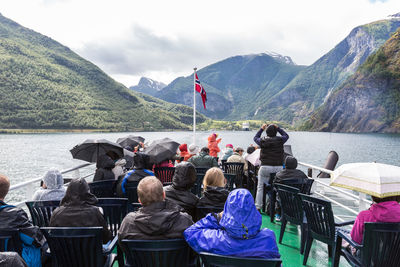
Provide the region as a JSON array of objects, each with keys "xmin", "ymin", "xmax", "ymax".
[
  {"xmin": 133, "ymin": 152, "xmax": 152, "ymax": 169},
  {"xmin": 266, "ymin": 125, "xmax": 277, "ymax": 137},
  {"xmin": 208, "ymin": 133, "xmax": 217, "ymax": 142},
  {"xmin": 179, "ymin": 144, "xmax": 188, "ymax": 153},
  {"xmin": 133, "ymin": 200, "xmax": 182, "ymax": 235},
  {"xmin": 204, "ymin": 186, "xmax": 229, "ymax": 203},
  {"xmin": 60, "ymin": 178, "xmax": 97, "ymax": 206},
  {"xmin": 220, "ymin": 189, "xmax": 261, "ymax": 239},
  {"xmin": 285, "ymin": 156, "xmax": 298, "ymax": 169},
  {"xmin": 96, "ymin": 154, "xmax": 115, "ymax": 169},
  {"xmin": 370, "ymin": 201, "xmax": 400, "ymax": 222},
  {"xmin": 42, "ymin": 169, "xmax": 63, "ymax": 189},
  {"xmin": 172, "ymin": 162, "xmax": 196, "ymax": 190}
]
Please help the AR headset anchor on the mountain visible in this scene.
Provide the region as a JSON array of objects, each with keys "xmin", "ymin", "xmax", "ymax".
[
  {"xmin": 259, "ymin": 17, "xmax": 400, "ymax": 125},
  {"xmin": 303, "ymin": 28, "xmax": 400, "ymax": 133},
  {"xmin": 156, "ymin": 53, "xmax": 305, "ymax": 119},
  {"xmin": 129, "ymin": 77, "xmax": 166, "ymax": 97},
  {"xmin": 0, "ymin": 14, "xmax": 205, "ymax": 131}
]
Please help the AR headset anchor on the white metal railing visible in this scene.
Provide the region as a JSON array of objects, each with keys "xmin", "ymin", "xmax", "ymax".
[{"xmin": 9, "ymin": 163, "xmax": 95, "ymax": 208}]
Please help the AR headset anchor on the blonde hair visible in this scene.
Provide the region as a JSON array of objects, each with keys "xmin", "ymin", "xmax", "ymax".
[{"xmin": 203, "ymin": 167, "xmax": 226, "ymax": 190}]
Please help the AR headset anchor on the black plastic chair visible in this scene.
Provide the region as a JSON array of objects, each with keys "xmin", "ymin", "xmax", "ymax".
[
  {"xmin": 191, "ymin": 174, "xmax": 205, "ymax": 197},
  {"xmin": 25, "ymin": 200, "xmax": 60, "ymax": 227},
  {"xmin": 120, "ymin": 238, "xmax": 191, "ymax": 267},
  {"xmin": 125, "ymin": 181, "xmax": 140, "ymax": 204},
  {"xmin": 41, "ymin": 227, "xmax": 117, "ymax": 267},
  {"xmin": 275, "ymin": 184, "xmax": 307, "ymax": 254},
  {"xmin": 195, "ymin": 167, "xmax": 209, "ymax": 175},
  {"xmin": 223, "ymin": 163, "xmax": 244, "ymax": 188},
  {"xmin": 96, "ymin": 198, "xmax": 128, "ymax": 267},
  {"xmin": 199, "ymin": 252, "xmax": 282, "ymax": 267},
  {"xmin": 280, "ymin": 178, "xmax": 314, "ymax": 195},
  {"xmin": 195, "ymin": 206, "xmax": 224, "ymax": 221},
  {"xmin": 154, "ymin": 167, "xmax": 175, "ymax": 185},
  {"xmin": 224, "ymin": 173, "xmax": 235, "ymax": 191},
  {"xmin": 89, "ymin": 180, "xmax": 116, "ymax": 198},
  {"xmin": 299, "ymin": 194, "xmax": 354, "ymax": 266},
  {"xmin": 0, "ymin": 229, "xmax": 22, "ymax": 255},
  {"xmin": 334, "ymin": 222, "xmax": 400, "ymax": 267}
]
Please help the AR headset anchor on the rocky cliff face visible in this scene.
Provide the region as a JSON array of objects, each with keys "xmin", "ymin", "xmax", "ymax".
[
  {"xmin": 305, "ymin": 29, "xmax": 400, "ymax": 133},
  {"xmin": 129, "ymin": 77, "xmax": 166, "ymax": 97}
]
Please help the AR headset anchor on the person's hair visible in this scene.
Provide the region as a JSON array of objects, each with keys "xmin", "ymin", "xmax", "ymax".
[
  {"xmin": 235, "ymin": 147, "xmax": 244, "ymax": 153},
  {"xmin": 247, "ymin": 146, "xmax": 256, "ymax": 154},
  {"xmin": 371, "ymin": 195, "xmax": 400, "ymax": 203},
  {"xmin": 203, "ymin": 167, "xmax": 226, "ymax": 190},
  {"xmin": 201, "ymin": 147, "xmax": 209, "ymax": 154},
  {"xmin": 0, "ymin": 174, "xmax": 10, "ymax": 200},
  {"xmin": 137, "ymin": 176, "xmax": 164, "ymax": 206}
]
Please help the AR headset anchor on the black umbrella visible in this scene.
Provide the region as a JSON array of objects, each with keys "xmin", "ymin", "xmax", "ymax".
[
  {"xmin": 116, "ymin": 135, "xmax": 145, "ymax": 148},
  {"xmin": 143, "ymin": 137, "xmax": 180, "ymax": 164},
  {"xmin": 70, "ymin": 139, "xmax": 124, "ymax": 163}
]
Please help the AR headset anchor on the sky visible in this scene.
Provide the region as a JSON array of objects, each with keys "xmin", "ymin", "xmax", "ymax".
[{"xmin": 0, "ymin": 0, "xmax": 399, "ymax": 87}]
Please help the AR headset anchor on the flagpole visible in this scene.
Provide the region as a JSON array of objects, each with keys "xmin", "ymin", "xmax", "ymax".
[{"xmin": 193, "ymin": 67, "xmax": 197, "ymax": 145}]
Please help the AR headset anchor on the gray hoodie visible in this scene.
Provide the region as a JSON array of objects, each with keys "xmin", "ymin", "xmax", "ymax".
[{"xmin": 32, "ymin": 169, "xmax": 66, "ymax": 201}]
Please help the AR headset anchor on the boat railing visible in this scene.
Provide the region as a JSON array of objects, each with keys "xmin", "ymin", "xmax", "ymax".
[
  {"xmin": 8, "ymin": 163, "xmax": 95, "ymax": 208},
  {"xmin": 299, "ymin": 161, "xmax": 372, "ymax": 222}
]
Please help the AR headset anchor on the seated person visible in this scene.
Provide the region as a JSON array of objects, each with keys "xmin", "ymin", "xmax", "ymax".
[
  {"xmin": 351, "ymin": 195, "xmax": 400, "ymax": 245},
  {"xmin": 118, "ymin": 176, "xmax": 193, "ymax": 240},
  {"xmin": 188, "ymin": 147, "xmax": 218, "ymax": 168},
  {"xmin": 116, "ymin": 152, "xmax": 154, "ymax": 197},
  {"xmin": 221, "ymin": 144, "xmax": 234, "ymax": 161},
  {"xmin": 49, "ymin": 178, "xmax": 112, "ymax": 244},
  {"xmin": 178, "ymin": 143, "xmax": 192, "ymax": 162},
  {"xmin": 197, "ymin": 167, "xmax": 229, "ymax": 208},
  {"xmin": 0, "ymin": 174, "xmax": 45, "ymax": 267},
  {"xmin": 227, "ymin": 147, "xmax": 248, "ymax": 171},
  {"xmin": 274, "ymin": 156, "xmax": 308, "ymax": 185},
  {"xmin": 32, "ymin": 169, "xmax": 66, "ymax": 201},
  {"xmin": 93, "ymin": 154, "xmax": 115, "ymax": 181},
  {"xmin": 184, "ymin": 189, "xmax": 281, "ymax": 259},
  {"xmin": 164, "ymin": 162, "xmax": 198, "ymax": 218}
]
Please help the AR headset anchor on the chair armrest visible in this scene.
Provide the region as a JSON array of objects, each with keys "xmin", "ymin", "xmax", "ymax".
[
  {"xmin": 335, "ymin": 220, "xmax": 354, "ymax": 227},
  {"xmin": 103, "ymin": 236, "xmax": 118, "ymax": 255},
  {"xmin": 336, "ymin": 228, "xmax": 363, "ymax": 250}
]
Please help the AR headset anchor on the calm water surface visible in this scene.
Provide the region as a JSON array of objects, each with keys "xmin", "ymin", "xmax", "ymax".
[{"xmin": 1, "ymin": 130, "xmax": 399, "ymax": 202}]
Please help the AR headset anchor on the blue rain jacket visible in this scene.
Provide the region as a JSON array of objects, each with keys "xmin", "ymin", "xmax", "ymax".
[{"xmin": 184, "ymin": 189, "xmax": 280, "ymax": 259}]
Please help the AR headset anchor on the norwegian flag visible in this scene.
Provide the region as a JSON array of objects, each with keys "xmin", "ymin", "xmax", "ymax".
[{"xmin": 195, "ymin": 73, "xmax": 207, "ymax": 109}]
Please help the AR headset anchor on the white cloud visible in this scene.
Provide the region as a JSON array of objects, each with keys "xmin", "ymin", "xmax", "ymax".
[{"xmin": 0, "ymin": 0, "xmax": 399, "ymax": 86}]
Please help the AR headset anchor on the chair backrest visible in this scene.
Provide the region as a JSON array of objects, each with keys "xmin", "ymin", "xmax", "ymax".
[
  {"xmin": 223, "ymin": 163, "xmax": 244, "ymax": 187},
  {"xmin": 25, "ymin": 200, "xmax": 61, "ymax": 227},
  {"xmin": 220, "ymin": 159, "xmax": 227, "ymax": 166},
  {"xmin": 125, "ymin": 181, "xmax": 140, "ymax": 203},
  {"xmin": 196, "ymin": 167, "xmax": 209, "ymax": 175},
  {"xmin": 0, "ymin": 229, "xmax": 22, "ymax": 254},
  {"xmin": 299, "ymin": 194, "xmax": 336, "ymax": 243},
  {"xmin": 96, "ymin": 198, "xmax": 128, "ymax": 237},
  {"xmin": 224, "ymin": 173, "xmax": 235, "ymax": 191},
  {"xmin": 199, "ymin": 252, "xmax": 282, "ymax": 267},
  {"xmin": 361, "ymin": 222, "xmax": 400, "ymax": 267},
  {"xmin": 275, "ymin": 184, "xmax": 303, "ymax": 225},
  {"xmin": 41, "ymin": 227, "xmax": 104, "ymax": 267},
  {"xmin": 191, "ymin": 174, "xmax": 204, "ymax": 197},
  {"xmin": 154, "ymin": 167, "xmax": 175, "ymax": 185},
  {"xmin": 121, "ymin": 238, "xmax": 190, "ymax": 267},
  {"xmin": 279, "ymin": 178, "xmax": 314, "ymax": 195},
  {"xmin": 88, "ymin": 180, "xmax": 116, "ymax": 198},
  {"xmin": 195, "ymin": 206, "xmax": 224, "ymax": 221}
]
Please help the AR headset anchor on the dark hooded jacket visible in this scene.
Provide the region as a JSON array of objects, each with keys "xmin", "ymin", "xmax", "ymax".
[
  {"xmin": 0, "ymin": 252, "xmax": 28, "ymax": 267},
  {"xmin": 275, "ymin": 156, "xmax": 308, "ymax": 184},
  {"xmin": 188, "ymin": 152, "xmax": 218, "ymax": 168},
  {"xmin": 197, "ymin": 186, "xmax": 229, "ymax": 208},
  {"xmin": 184, "ymin": 189, "xmax": 280, "ymax": 259},
  {"xmin": 118, "ymin": 199, "xmax": 193, "ymax": 241},
  {"xmin": 93, "ymin": 155, "xmax": 115, "ymax": 181},
  {"xmin": 0, "ymin": 200, "xmax": 45, "ymax": 267},
  {"xmin": 164, "ymin": 162, "xmax": 198, "ymax": 218},
  {"xmin": 49, "ymin": 178, "xmax": 112, "ymax": 244}
]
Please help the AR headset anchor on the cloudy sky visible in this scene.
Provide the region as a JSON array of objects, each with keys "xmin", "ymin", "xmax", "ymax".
[{"xmin": 0, "ymin": 0, "xmax": 399, "ymax": 86}]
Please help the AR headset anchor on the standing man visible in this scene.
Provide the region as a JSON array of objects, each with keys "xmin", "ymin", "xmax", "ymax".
[{"xmin": 253, "ymin": 124, "xmax": 289, "ymax": 212}]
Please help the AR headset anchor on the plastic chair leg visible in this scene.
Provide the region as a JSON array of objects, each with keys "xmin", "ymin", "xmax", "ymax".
[
  {"xmin": 303, "ymin": 236, "xmax": 313, "ymax": 266},
  {"xmin": 279, "ymin": 218, "xmax": 287, "ymax": 244},
  {"xmin": 300, "ymin": 223, "xmax": 307, "ymax": 255},
  {"xmin": 333, "ymin": 235, "xmax": 342, "ymax": 267}
]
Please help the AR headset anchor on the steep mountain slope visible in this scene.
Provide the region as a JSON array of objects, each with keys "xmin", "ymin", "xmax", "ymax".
[
  {"xmin": 0, "ymin": 14, "xmax": 205, "ymax": 130},
  {"xmin": 304, "ymin": 28, "xmax": 400, "ymax": 133},
  {"xmin": 260, "ymin": 18, "xmax": 400, "ymax": 125},
  {"xmin": 156, "ymin": 53, "xmax": 305, "ymax": 119},
  {"xmin": 129, "ymin": 77, "xmax": 166, "ymax": 97}
]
